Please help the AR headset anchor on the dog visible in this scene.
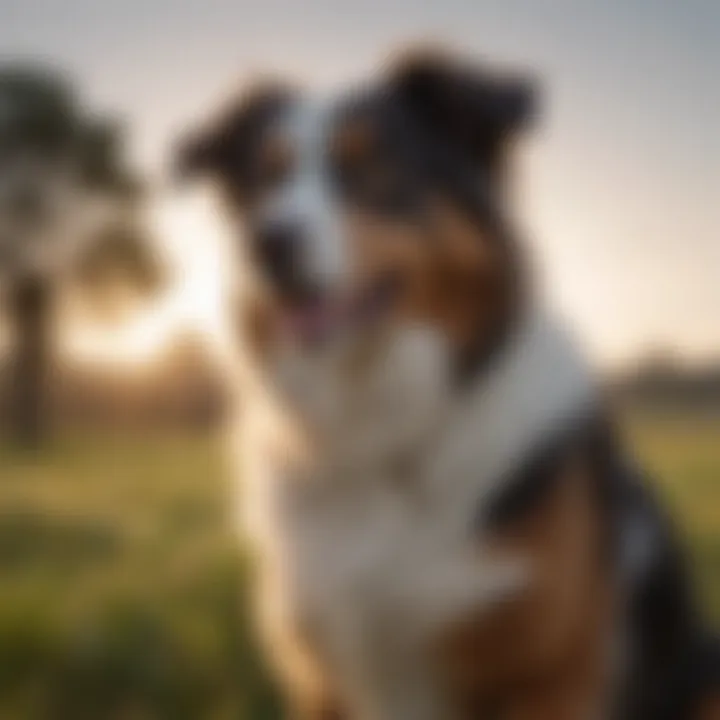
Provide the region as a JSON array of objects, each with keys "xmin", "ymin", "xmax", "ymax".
[{"xmin": 176, "ymin": 50, "xmax": 720, "ymax": 719}]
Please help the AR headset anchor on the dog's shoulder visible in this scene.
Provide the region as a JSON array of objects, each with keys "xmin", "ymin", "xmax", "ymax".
[{"xmin": 423, "ymin": 311, "xmax": 598, "ymax": 518}]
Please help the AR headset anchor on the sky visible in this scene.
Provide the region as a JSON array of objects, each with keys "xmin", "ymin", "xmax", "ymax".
[{"xmin": 1, "ymin": 0, "xmax": 719, "ymax": 367}]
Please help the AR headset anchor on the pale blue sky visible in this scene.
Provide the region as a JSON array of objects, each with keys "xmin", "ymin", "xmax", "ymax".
[{"xmin": 2, "ymin": 0, "xmax": 719, "ymax": 365}]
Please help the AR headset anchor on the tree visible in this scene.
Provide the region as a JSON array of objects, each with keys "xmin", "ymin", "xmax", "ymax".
[{"xmin": 0, "ymin": 64, "xmax": 163, "ymax": 447}]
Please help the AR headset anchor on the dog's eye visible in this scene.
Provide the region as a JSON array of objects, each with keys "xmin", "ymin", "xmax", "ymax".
[
  {"xmin": 331, "ymin": 120, "xmax": 376, "ymax": 170},
  {"xmin": 251, "ymin": 134, "xmax": 293, "ymax": 196},
  {"xmin": 360, "ymin": 161, "xmax": 415, "ymax": 214},
  {"xmin": 331, "ymin": 123, "xmax": 414, "ymax": 215}
]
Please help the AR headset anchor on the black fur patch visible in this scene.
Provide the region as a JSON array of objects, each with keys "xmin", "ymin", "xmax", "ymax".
[
  {"xmin": 174, "ymin": 83, "xmax": 295, "ymax": 202},
  {"xmin": 617, "ymin": 470, "xmax": 720, "ymax": 720},
  {"xmin": 480, "ymin": 412, "xmax": 618, "ymax": 533},
  {"xmin": 390, "ymin": 49, "xmax": 536, "ymax": 175}
]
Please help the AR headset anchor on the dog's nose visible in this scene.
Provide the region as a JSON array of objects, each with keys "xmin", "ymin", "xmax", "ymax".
[{"xmin": 253, "ymin": 222, "xmax": 304, "ymax": 293}]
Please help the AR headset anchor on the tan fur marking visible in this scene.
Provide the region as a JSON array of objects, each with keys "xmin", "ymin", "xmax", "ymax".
[
  {"xmin": 347, "ymin": 199, "xmax": 508, "ymax": 353},
  {"xmin": 436, "ymin": 451, "xmax": 614, "ymax": 718},
  {"xmin": 330, "ymin": 118, "xmax": 377, "ymax": 168}
]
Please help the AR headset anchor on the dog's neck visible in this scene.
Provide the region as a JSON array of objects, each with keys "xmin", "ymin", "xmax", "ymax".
[
  {"xmin": 261, "ymin": 322, "xmax": 453, "ymax": 478},
  {"xmin": 250, "ymin": 305, "xmax": 596, "ymax": 493}
]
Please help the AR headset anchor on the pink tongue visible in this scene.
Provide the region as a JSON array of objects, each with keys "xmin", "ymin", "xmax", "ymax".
[{"xmin": 287, "ymin": 301, "xmax": 341, "ymax": 343}]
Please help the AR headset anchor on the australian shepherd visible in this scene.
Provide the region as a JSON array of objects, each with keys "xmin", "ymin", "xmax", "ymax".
[{"xmin": 176, "ymin": 50, "xmax": 720, "ymax": 720}]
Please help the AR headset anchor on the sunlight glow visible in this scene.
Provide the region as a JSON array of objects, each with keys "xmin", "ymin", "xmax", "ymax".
[{"xmin": 66, "ymin": 189, "xmax": 234, "ymax": 366}]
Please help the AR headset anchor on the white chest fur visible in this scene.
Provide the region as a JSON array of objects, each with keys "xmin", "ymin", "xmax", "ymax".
[{"xmin": 235, "ymin": 314, "xmax": 596, "ymax": 719}]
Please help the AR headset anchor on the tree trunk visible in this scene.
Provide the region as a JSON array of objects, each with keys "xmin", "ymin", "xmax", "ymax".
[{"xmin": 7, "ymin": 276, "xmax": 52, "ymax": 448}]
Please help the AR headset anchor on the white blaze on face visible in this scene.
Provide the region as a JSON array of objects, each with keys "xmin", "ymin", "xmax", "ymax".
[{"xmin": 256, "ymin": 95, "xmax": 348, "ymax": 289}]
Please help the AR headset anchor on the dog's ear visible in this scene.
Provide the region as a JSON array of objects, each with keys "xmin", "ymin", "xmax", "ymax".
[
  {"xmin": 172, "ymin": 82, "xmax": 294, "ymax": 189},
  {"xmin": 390, "ymin": 49, "xmax": 537, "ymax": 167}
]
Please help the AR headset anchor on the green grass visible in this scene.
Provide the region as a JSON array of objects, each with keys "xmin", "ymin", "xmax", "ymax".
[
  {"xmin": 0, "ymin": 434, "xmax": 279, "ymax": 720},
  {"xmin": 624, "ymin": 410, "xmax": 720, "ymax": 621},
  {"xmin": 0, "ymin": 413, "xmax": 718, "ymax": 719}
]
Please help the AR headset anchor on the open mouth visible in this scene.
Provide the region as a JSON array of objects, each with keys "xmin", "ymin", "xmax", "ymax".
[{"xmin": 279, "ymin": 274, "xmax": 399, "ymax": 347}]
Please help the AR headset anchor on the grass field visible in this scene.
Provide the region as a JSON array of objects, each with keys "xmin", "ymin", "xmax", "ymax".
[{"xmin": 1, "ymin": 412, "xmax": 718, "ymax": 719}]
